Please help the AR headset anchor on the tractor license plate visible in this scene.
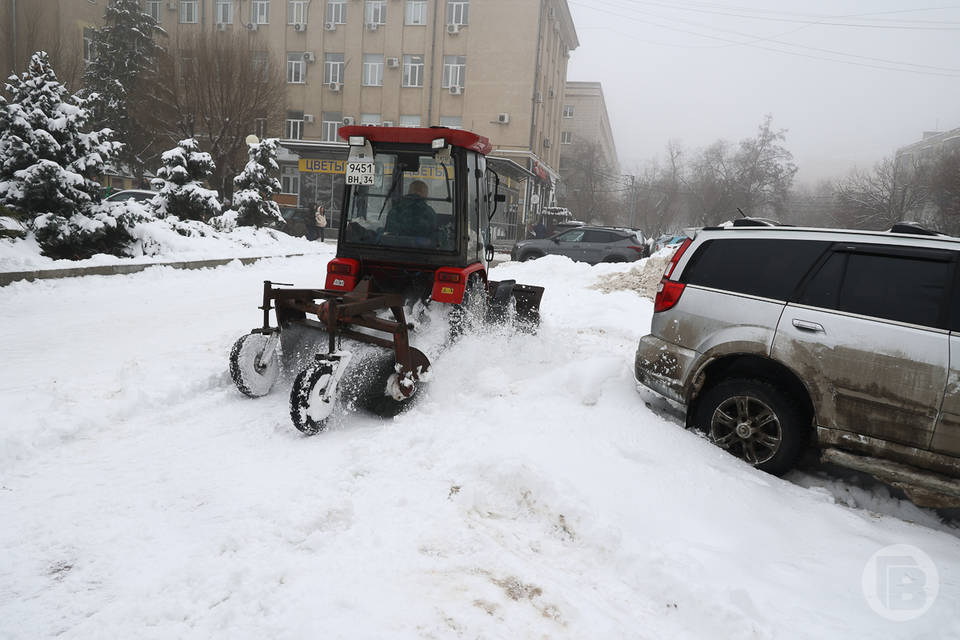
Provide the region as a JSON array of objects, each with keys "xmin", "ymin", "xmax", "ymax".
[{"xmin": 345, "ymin": 161, "xmax": 375, "ymax": 185}]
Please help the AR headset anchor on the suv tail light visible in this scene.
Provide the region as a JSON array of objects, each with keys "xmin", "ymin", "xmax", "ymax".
[
  {"xmin": 654, "ymin": 279, "xmax": 685, "ymax": 312},
  {"xmin": 654, "ymin": 238, "xmax": 693, "ymax": 312}
]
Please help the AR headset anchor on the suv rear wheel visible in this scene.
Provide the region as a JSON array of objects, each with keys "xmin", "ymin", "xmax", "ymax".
[{"xmin": 693, "ymin": 378, "xmax": 807, "ymax": 475}]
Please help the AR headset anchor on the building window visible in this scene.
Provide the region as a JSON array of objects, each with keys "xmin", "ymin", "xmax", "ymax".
[
  {"xmin": 563, "ymin": 104, "xmax": 574, "ymax": 118},
  {"xmin": 322, "ymin": 112, "xmax": 342, "ymax": 142},
  {"xmin": 285, "ymin": 111, "xmax": 304, "ymax": 139},
  {"xmin": 281, "ymin": 165, "xmax": 300, "ymax": 194},
  {"xmin": 255, "ymin": 118, "xmax": 268, "ymax": 139},
  {"xmin": 216, "ymin": 0, "xmax": 233, "ymax": 24},
  {"xmin": 399, "ymin": 115, "xmax": 421, "ymax": 128},
  {"xmin": 365, "ymin": 0, "xmax": 386, "ymax": 25},
  {"xmin": 439, "ymin": 115, "xmax": 462, "ymax": 129},
  {"xmin": 327, "ymin": 0, "xmax": 346, "ymax": 24},
  {"xmin": 288, "ymin": 0, "xmax": 308, "ymax": 24},
  {"xmin": 447, "ymin": 0, "xmax": 468, "ymax": 26},
  {"xmin": 402, "ymin": 54, "xmax": 424, "ymax": 87},
  {"xmin": 180, "ymin": 50, "xmax": 196, "ymax": 81},
  {"xmin": 252, "ymin": 0, "xmax": 270, "ymax": 24},
  {"xmin": 441, "ymin": 55, "xmax": 465, "ymax": 88},
  {"xmin": 146, "ymin": 0, "xmax": 161, "ymax": 22},
  {"xmin": 252, "ymin": 51, "xmax": 270, "ymax": 81},
  {"xmin": 405, "ymin": 0, "xmax": 427, "ymax": 25},
  {"xmin": 561, "ymin": 131, "xmax": 572, "ymax": 144},
  {"xmin": 83, "ymin": 28, "xmax": 95, "ymax": 65},
  {"xmin": 362, "ymin": 54, "xmax": 384, "ymax": 86},
  {"xmin": 324, "ymin": 53, "xmax": 344, "ymax": 84},
  {"xmin": 361, "ymin": 113, "xmax": 381, "ymax": 126},
  {"xmin": 287, "ymin": 53, "xmax": 305, "ymax": 83},
  {"xmin": 180, "ymin": 0, "xmax": 198, "ymax": 23}
]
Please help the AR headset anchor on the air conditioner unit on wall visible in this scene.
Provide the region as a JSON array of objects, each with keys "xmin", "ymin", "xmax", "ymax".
[
  {"xmin": 366, "ymin": 22, "xmax": 378, "ymax": 31},
  {"xmin": 325, "ymin": 21, "xmax": 336, "ymax": 31},
  {"xmin": 342, "ymin": 116, "xmax": 355, "ymax": 126},
  {"xmin": 447, "ymin": 23, "xmax": 460, "ymax": 35},
  {"xmin": 329, "ymin": 82, "xmax": 341, "ymax": 92},
  {"xmin": 294, "ymin": 23, "xmax": 307, "ymax": 32},
  {"xmin": 544, "ymin": 138, "xmax": 552, "ymax": 148},
  {"xmin": 167, "ymin": 1, "xmax": 177, "ymax": 10},
  {"xmin": 303, "ymin": 114, "xmax": 315, "ymax": 123},
  {"xmin": 302, "ymin": 51, "xmax": 316, "ymax": 63},
  {"xmin": 382, "ymin": 121, "xmax": 394, "ymax": 127},
  {"xmin": 247, "ymin": 22, "xmax": 258, "ymax": 31},
  {"xmin": 497, "ymin": 113, "xmax": 510, "ymax": 124},
  {"xmin": 386, "ymin": 57, "xmax": 400, "ymax": 68},
  {"xmin": 217, "ymin": 22, "xmax": 227, "ymax": 31},
  {"xmin": 449, "ymin": 86, "xmax": 463, "ymax": 95}
]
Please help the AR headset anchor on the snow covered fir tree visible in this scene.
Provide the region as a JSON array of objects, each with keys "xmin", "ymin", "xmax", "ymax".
[
  {"xmin": 0, "ymin": 52, "xmax": 127, "ymax": 259},
  {"xmin": 232, "ymin": 138, "xmax": 285, "ymax": 228},
  {"xmin": 151, "ymin": 138, "xmax": 222, "ymax": 221},
  {"xmin": 83, "ymin": 0, "xmax": 163, "ymax": 177}
]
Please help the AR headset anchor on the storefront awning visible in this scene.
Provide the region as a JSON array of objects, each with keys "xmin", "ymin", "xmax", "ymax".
[{"xmin": 487, "ymin": 156, "xmax": 536, "ymax": 183}]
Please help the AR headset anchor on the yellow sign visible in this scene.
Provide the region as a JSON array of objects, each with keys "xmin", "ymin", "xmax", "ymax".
[{"xmin": 299, "ymin": 158, "xmax": 346, "ymax": 174}]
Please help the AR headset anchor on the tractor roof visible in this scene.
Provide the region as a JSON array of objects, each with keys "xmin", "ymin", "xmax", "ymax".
[{"xmin": 339, "ymin": 126, "xmax": 493, "ymax": 156}]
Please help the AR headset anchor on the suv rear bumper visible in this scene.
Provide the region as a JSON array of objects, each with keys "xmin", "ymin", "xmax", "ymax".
[{"xmin": 634, "ymin": 334, "xmax": 700, "ymax": 405}]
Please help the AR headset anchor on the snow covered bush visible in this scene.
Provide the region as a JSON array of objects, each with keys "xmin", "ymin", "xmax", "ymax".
[
  {"xmin": 150, "ymin": 138, "xmax": 222, "ymax": 221},
  {"xmin": 0, "ymin": 52, "xmax": 125, "ymax": 259},
  {"xmin": 0, "ymin": 204, "xmax": 26, "ymax": 239},
  {"xmin": 232, "ymin": 138, "xmax": 284, "ymax": 228},
  {"xmin": 208, "ymin": 209, "xmax": 239, "ymax": 233},
  {"xmin": 32, "ymin": 201, "xmax": 148, "ymax": 260}
]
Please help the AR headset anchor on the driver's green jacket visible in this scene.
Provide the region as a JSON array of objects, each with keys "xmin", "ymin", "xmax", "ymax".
[{"xmin": 384, "ymin": 195, "xmax": 437, "ymax": 242}]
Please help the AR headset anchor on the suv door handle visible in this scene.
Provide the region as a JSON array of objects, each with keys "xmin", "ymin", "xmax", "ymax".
[{"xmin": 792, "ymin": 319, "xmax": 825, "ymax": 333}]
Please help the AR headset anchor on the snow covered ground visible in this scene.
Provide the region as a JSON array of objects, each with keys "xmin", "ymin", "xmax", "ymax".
[{"xmin": 2, "ymin": 252, "xmax": 959, "ymax": 639}]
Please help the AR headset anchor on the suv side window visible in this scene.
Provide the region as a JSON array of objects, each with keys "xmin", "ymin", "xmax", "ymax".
[
  {"xmin": 838, "ymin": 252, "xmax": 950, "ymax": 328},
  {"xmin": 682, "ymin": 238, "xmax": 828, "ymax": 301},
  {"xmin": 555, "ymin": 229, "xmax": 585, "ymax": 242},
  {"xmin": 582, "ymin": 230, "xmax": 622, "ymax": 243},
  {"xmin": 797, "ymin": 252, "xmax": 845, "ymax": 309}
]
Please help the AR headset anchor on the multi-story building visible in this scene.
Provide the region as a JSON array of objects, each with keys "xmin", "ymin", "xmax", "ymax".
[{"xmin": 2, "ymin": 0, "xmax": 579, "ymax": 241}]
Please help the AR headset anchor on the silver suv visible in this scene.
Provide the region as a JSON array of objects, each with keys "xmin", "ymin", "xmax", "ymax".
[{"xmin": 634, "ymin": 221, "xmax": 960, "ymax": 507}]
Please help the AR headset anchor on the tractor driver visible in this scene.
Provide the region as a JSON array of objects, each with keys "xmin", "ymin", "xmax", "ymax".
[{"xmin": 383, "ymin": 180, "xmax": 437, "ymax": 247}]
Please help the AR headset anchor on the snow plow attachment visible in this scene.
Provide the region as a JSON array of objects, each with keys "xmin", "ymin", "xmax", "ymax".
[
  {"xmin": 229, "ymin": 279, "xmax": 430, "ymax": 435},
  {"xmin": 487, "ymin": 279, "xmax": 544, "ymax": 328}
]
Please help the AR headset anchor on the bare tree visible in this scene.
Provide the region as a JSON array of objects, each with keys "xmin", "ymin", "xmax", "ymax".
[
  {"xmin": 134, "ymin": 33, "xmax": 284, "ymax": 195},
  {"xmin": 629, "ymin": 140, "xmax": 686, "ymax": 236},
  {"xmin": 1, "ymin": 2, "xmax": 84, "ymax": 89},
  {"xmin": 558, "ymin": 139, "xmax": 620, "ymax": 224},
  {"xmin": 834, "ymin": 156, "xmax": 926, "ymax": 230}
]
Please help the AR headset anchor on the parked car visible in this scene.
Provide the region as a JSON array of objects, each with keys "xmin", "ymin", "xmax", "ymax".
[
  {"xmin": 103, "ymin": 189, "xmax": 157, "ymax": 204},
  {"xmin": 634, "ymin": 220, "xmax": 960, "ymax": 507},
  {"xmin": 511, "ymin": 226, "xmax": 648, "ymax": 264},
  {"xmin": 653, "ymin": 233, "xmax": 689, "ymax": 252}
]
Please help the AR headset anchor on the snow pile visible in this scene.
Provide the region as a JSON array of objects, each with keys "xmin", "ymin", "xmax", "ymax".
[
  {"xmin": 0, "ymin": 200, "xmax": 327, "ymax": 271},
  {"xmin": 591, "ymin": 252, "xmax": 671, "ymax": 298},
  {"xmin": 1, "ymin": 254, "xmax": 958, "ymax": 638}
]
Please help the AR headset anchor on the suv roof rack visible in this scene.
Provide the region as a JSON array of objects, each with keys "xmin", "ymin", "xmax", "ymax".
[
  {"xmin": 731, "ymin": 217, "xmax": 786, "ymax": 227},
  {"xmin": 889, "ymin": 221, "xmax": 940, "ymax": 236}
]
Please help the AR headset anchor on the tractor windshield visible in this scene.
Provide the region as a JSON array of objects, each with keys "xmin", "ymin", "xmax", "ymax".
[{"xmin": 343, "ymin": 152, "xmax": 457, "ymax": 251}]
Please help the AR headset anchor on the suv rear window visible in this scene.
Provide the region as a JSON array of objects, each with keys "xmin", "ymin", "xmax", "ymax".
[{"xmin": 681, "ymin": 238, "xmax": 828, "ymax": 301}]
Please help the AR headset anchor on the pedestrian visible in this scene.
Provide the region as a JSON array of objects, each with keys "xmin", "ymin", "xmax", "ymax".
[
  {"xmin": 315, "ymin": 203, "xmax": 328, "ymax": 242},
  {"xmin": 533, "ymin": 218, "xmax": 547, "ymax": 239}
]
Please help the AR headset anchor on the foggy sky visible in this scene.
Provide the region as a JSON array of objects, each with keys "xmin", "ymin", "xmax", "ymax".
[{"xmin": 566, "ymin": 0, "xmax": 960, "ymax": 184}]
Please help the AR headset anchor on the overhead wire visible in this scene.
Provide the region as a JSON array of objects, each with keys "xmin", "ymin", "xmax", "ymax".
[{"xmin": 569, "ymin": 0, "xmax": 960, "ymax": 77}]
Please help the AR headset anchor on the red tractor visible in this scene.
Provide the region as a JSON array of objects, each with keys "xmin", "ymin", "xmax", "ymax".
[{"xmin": 229, "ymin": 126, "xmax": 544, "ymax": 434}]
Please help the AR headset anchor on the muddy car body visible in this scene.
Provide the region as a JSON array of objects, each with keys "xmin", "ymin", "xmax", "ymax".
[{"xmin": 634, "ymin": 222, "xmax": 960, "ymax": 507}]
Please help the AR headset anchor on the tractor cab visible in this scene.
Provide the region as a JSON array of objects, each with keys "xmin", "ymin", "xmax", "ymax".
[{"xmin": 326, "ymin": 126, "xmax": 505, "ymax": 304}]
